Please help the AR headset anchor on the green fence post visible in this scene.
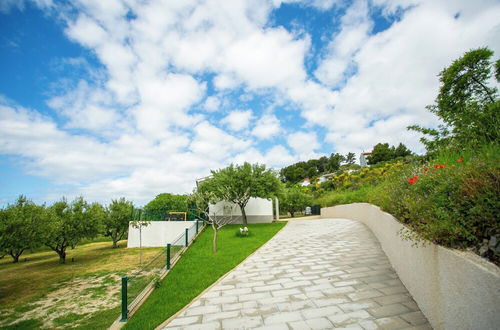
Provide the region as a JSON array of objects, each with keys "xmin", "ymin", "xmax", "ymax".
[
  {"xmin": 166, "ymin": 244, "xmax": 171, "ymax": 270},
  {"xmin": 196, "ymin": 220, "xmax": 199, "ymax": 234},
  {"xmin": 120, "ymin": 276, "xmax": 128, "ymax": 322}
]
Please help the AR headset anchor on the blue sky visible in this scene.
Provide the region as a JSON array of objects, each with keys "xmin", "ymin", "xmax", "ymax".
[{"xmin": 1, "ymin": 0, "xmax": 499, "ymax": 206}]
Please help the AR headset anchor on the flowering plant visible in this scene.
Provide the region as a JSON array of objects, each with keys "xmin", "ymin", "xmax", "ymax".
[{"xmin": 237, "ymin": 226, "xmax": 249, "ymax": 237}]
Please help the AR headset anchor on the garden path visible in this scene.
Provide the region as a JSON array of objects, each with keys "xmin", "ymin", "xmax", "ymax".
[{"xmin": 161, "ymin": 218, "xmax": 431, "ymax": 330}]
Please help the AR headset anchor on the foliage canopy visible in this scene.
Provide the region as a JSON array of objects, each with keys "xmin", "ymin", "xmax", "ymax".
[
  {"xmin": 409, "ymin": 47, "xmax": 499, "ymax": 154},
  {"xmin": 45, "ymin": 197, "xmax": 103, "ymax": 263},
  {"xmin": 103, "ymin": 197, "xmax": 134, "ymax": 248},
  {"xmin": 199, "ymin": 162, "xmax": 281, "ymax": 226},
  {"xmin": 0, "ymin": 196, "xmax": 46, "ymax": 262}
]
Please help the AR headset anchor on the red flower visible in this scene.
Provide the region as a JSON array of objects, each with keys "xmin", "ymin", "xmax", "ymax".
[
  {"xmin": 434, "ymin": 164, "xmax": 440, "ymax": 169},
  {"xmin": 424, "ymin": 168, "xmax": 428, "ymax": 172},
  {"xmin": 458, "ymin": 158, "xmax": 464, "ymax": 163},
  {"xmin": 408, "ymin": 175, "xmax": 419, "ymax": 184},
  {"xmin": 440, "ymin": 164, "xmax": 446, "ymax": 168}
]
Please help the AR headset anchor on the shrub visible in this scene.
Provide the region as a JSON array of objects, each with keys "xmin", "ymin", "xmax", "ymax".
[{"xmin": 376, "ymin": 146, "xmax": 499, "ymax": 262}]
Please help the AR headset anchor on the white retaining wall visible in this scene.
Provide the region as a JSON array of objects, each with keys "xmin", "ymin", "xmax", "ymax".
[
  {"xmin": 127, "ymin": 221, "xmax": 196, "ymax": 248},
  {"xmin": 209, "ymin": 197, "xmax": 273, "ymax": 223},
  {"xmin": 321, "ymin": 203, "xmax": 500, "ymax": 330}
]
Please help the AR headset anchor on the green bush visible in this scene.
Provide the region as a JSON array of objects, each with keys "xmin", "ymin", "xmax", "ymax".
[{"xmin": 315, "ymin": 185, "xmax": 375, "ymax": 207}]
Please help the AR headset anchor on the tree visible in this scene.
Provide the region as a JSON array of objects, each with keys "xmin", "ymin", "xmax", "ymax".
[
  {"xmin": 202, "ymin": 162, "xmax": 282, "ymax": 226},
  {"xmin": 103, "ymin": 198, "xmax": 134, "ymax": 248},
  {"xmin": 345, "ymin": 152, "xmax": 356, "ymax": 165},
  {"xmin": 281, "ymin": 186, "xmax": 313, "ymax": 217},
  {"xmin": 394, "ymin": 143, "xmax": 412, "ymax": 158},
  {"xmin": 189, "ymin": 189, "xmax": 235, "ymax": 253},
  {"xmin": 327, "ymin": 153, "xmax": 345, "ymax": 172},
  {"xmin": 44, "ymin": 197, "xmax": 102, "ymax": 263},
  {"xmin": 367, "ymin": 142, "xmax": 412, "ymax": 165},
  {"xmin": 409, "ymin": 48, "xmax": 499, "ymax": 153},
  {"xmin": 144, "ymin": 193, "xmax": 188, "ymax": 219},
  {"xmin": 367, "ymin": 143, "xmax": 394, "ymax": 165},
  {"xmin": 0, "ymin": 196, "xmax": 46, "ymax": 263},
  {"xmin": 129, "ymin": 209, "xmax": 150, "ymax": 265}
]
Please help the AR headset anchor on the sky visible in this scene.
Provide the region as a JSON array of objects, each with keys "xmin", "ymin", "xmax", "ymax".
[{"xmin": 0, "ymin": 0, "xmax": 499, "ymax": 206}]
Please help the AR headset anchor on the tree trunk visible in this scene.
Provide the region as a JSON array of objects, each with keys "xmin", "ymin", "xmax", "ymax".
[
  {"xmin": 212, "ymin": 226, "xmax": 218, "ymax": 253},
  {"xmin": 112, "ymin": 237, "xmax": 118, "ymax": 248},
  {"xmin": 58, "ymin": 249, "xmax": 66, "ymax": 264},
  {"xmin": 240, "ymin": 204, "xmax": 248, "ymax": 226},
  {"xmin": 10, "ymin": 251, "xmax": 20, "ymax": 263}
]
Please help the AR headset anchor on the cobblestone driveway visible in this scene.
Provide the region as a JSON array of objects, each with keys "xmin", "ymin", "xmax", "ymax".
[{"xmin": 162, "ymin": 218, "xmax": 431, "ymax": 330}]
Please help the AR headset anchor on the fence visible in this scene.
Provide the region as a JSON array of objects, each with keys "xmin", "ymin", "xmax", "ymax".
[
  {"xmin": 119, "ymin": 219, "xmax": 206, "ymax": 322},
  {"xmin": 131, "ymin": 206, "xmax": 208, "ymax": 222}
]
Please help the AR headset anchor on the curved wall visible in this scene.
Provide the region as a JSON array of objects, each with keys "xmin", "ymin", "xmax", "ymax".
[{"xmin": 321, "ymin": 203, "xmax": 500, "ymax": 330}]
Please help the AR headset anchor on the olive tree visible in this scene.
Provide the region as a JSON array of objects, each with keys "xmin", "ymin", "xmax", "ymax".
[
  {"xmin": 205, "ymin": 162, "xmax": 282, "ymax": 226},
  {"xmin": 103, "ymin": 197, "xmax": 134, "ymax": 248},
  {"xmin": 45, "ymin": 197, "xmax": 103, "ymax": 263},
  {"xmin": 0, "ymin": 196, "xmax": 46, "ymax": 263},
  {"xmin": 281, "ymin": 186, "xmax": 313, "ymax": 217}
]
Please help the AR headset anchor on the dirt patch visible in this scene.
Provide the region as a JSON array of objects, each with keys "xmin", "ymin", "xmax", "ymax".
[{"xmin": 0, "ymin": 273, "xmax": 123, "ymax": 329}]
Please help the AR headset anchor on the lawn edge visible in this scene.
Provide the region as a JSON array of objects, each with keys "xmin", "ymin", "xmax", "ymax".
[{"xmin": 154, "ymin": 222, "xmax": 289, "ymax": 330}]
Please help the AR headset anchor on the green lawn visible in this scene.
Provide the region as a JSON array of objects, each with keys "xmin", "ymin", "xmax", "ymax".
[{"xmin": 124, "ymin": 222, "xmax": 286, "ymax": 330}]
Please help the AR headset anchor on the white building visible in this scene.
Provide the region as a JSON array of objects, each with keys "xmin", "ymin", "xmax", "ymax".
[
  {"xmin": 318, "ymin": 173, "xmax": 335, "ymax": 183},
  {"xmin": 209, "ymin": 197, "xmax": 274, "ymax": 223},
  {"xmin": 196, "ymin": 176, "xmax": 278, "ymax": 223},
  {"xmin": 360, "ymin": 152, "xmax": 372, "ymax": 167}
]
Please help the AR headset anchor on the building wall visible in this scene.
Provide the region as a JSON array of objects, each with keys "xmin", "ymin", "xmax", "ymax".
[
  {"xmin": 209, "ymin": 197, "xmax": 273, "ymax": 223},
  {"xmin": 360, "ymin": 153, "xmax": 368, "ymax": 167},
  {"xmin": 127, "ymin": 221, "xmax": 197, "ymax": 247},
  {"xmin": 321, "ymin": 203, "xmax": 500, "ymax": 330}
]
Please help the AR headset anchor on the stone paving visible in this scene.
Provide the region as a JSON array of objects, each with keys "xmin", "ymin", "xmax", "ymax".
[{"xmin": 162, "ymin": 218, "xmax": 431, "ymax": 330}]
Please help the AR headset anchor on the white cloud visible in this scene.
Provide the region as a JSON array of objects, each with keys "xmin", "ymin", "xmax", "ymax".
[
  {"xmin": 203, "ymin": 96, "xmax": 221, "ymax": 112},
  {"xmin": 302, "ymin": 0, "xmax": 500, "ymax": 154},
  {"xmin": 189, "ymin": 121, "xmax": 251, "ymax": 160},
  {"xmin": 314, "ymin": 0, "xmax": 372, "ymax": 87},
  {"xmin": 1, "ymin": 0, "xmax": 500, "ymax": 205},
  {"xmin": 65, "ymin": 14, "xmax": 108, "ymax": 49},
  {"xmin": 251, "ymin": 113, "xmax": 281, "ymax": 140},
  {"xmin": 274, "ymin": 0, "xmax": 343, "ymax": 11},
  {"xmin": 47, "ymin": 80, "xmax": 123, "ymax": 134},
  {"xmin": 287, "ymin": 131, "xmax": 321, "ymax": 160},
  {"xmin": 232, "ymin": 145, "xmax": 297, "ymax": 168},
  {"xmin": 221, "ymin": 109, "xmax": 253, "ymax": 131},
  {"xmin": 221, "ymin": 28, "xmax": 309, "ymax": 89}
]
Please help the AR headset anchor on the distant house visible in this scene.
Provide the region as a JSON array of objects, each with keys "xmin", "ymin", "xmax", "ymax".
[
  {"xmin": 318, "ymin": 173, "xmax": 335, "ymax": 183},
  {"xmin": 300, "ymin": 178, "xmax": 311, "ymax": 186},
  {"xmin": 360, "ymin": 152, "xmax": 372, "ymax": 167}
]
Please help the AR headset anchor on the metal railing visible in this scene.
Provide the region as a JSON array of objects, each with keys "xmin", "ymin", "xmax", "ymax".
[{"xmin": 120, "ymin": 219, "xmax": 205, "ymax": 322}]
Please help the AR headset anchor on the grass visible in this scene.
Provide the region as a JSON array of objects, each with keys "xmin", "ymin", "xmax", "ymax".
[
  {"xmin": 0, "ymin": 239, "xmax": 164, "ymax": 329},
  {"xmin": 123, "ymin": 222, "xmax": 286, "ymax": 330},
  {"xmin": 315, "ymin": 185, "xmax": 377, "ymax": 207}
]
